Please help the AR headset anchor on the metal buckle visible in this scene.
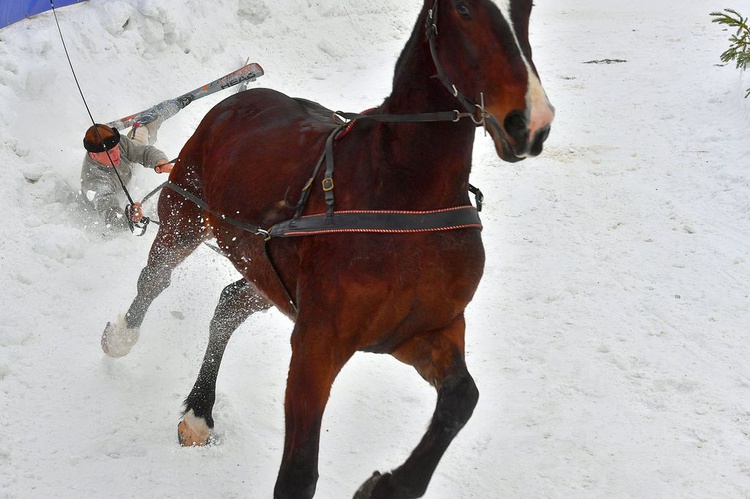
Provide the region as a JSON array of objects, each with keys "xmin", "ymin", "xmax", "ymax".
[
  {"xmin": 332, "ymin": 112, "xmax": 350, "ymax": 125},
  {"xmin": 322, "ymin": 177, "xmax": 334, "ymax": 192},
  {"xmin": 129, "ymin": 217, "xmax": 149, "ymax": 237},
  {"xmin": 471, "ymin": 93, "xmax": 489, "ymax": 135}
]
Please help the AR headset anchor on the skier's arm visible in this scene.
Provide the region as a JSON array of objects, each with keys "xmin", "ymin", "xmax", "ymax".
[{"xmin": 119, "ymin": 135, "xmax": 168, "ymax": 170}]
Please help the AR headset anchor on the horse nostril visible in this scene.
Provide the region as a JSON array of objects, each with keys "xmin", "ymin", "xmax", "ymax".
[
  {"xmin": 503, "ymin": 111, "xmax": 529, "ymax": 144},
  {"xmin": 529, "ymin": 124, "xmax": 551, "ymax": 156}
]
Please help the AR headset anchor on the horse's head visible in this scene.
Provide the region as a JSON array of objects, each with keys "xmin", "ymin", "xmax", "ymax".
[{"xmin": 427, "ymin": 0, "xmax": 554, "ymax": 162}]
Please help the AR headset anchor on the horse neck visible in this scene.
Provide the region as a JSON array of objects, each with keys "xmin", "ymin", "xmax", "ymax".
[{"xmin": 372, "ymin": 23, "xmax": 477, "ymax": 208}]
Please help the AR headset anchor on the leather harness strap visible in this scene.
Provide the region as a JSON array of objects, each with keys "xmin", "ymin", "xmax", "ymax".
[
  {"xmin": 157, "ymin": 181, "xmax": 270, "ymax": 237},
  {"xmin": 156, "ymin": 181, "xmax": 482, "ymax": 240},
  {"xmin": 154, "ymin": 181, "xmax": 481, "ymax": 318},
  {"xmin": 269, "ymin": 206, "xmax": 482, "ymax": 238}
]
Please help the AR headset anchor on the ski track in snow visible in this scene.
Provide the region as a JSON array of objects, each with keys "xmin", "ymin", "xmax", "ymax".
[{"xmin": 1, "ymin": 0, "xmax": 749, "ymax": 497}]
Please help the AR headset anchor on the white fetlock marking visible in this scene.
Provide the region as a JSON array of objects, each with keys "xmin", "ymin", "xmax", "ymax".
[
  {"xmin": 179, "ymin": 410, "xmax": 211, "ymax": 446},
  {"xmin": 101, "ymin": 315, "xmax": 140, "ymax": 358}
]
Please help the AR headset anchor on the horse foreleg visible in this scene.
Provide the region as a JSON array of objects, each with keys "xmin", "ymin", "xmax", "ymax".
[
  {"xmin": 178, "ymin": 278, "xmax": 271, "ymax": 446},
  {"xmin": 274, "ymin": 324, "xmax": 354, "ymax": 499},
  {"xmin": 101, "ymin": 197, "xmax": 207, "ymax": 358},
  {"xmin": 355, "ymin": 314, "xmax": 479, "ymax": 499}
]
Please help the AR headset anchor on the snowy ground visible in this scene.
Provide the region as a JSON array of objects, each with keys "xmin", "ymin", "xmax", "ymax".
[{"xmin": 1, "ymin": 0, "xmax": 750, "ymax": 497}]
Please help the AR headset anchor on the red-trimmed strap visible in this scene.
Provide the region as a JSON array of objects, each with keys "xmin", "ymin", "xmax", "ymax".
[{"xmin": 268, "ymin": 206, "xmax": 481, "ymax": 238}]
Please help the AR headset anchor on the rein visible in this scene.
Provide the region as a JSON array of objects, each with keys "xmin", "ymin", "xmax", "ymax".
[
  {"xmin": 148, "ymin": 181, "xmax": 270, "ymax": 238},
  {"xmin": 50, "ymin": 0, "xmax": 151, "ymax": 235}
]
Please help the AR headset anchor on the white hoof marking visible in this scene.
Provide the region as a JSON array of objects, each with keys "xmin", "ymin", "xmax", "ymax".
[
  {"xmin": 178, "ymin": 410, "xmax": 211, "ymax": 446},
  {"xmin": 101, "ymin": 315, "xmax": 140, "ymax": 358}
]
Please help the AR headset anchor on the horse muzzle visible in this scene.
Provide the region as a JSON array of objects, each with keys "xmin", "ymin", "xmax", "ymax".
[{"xmin": 486, "ymin": 105, "xmax": 554, "ymax": 162}]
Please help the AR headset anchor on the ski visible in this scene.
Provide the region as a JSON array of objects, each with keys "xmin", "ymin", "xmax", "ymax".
[
  {"xmin": 236, "ymin": 57, "xmax": 251, "ymax": 94},
  {"xmin": 106, "ymin": 62, "xmax": 264, "ymax": 130}
]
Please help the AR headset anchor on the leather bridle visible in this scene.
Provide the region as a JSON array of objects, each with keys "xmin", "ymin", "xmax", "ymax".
[
  {"xmin": 425, "ymin": 0, "xmax": 490, "ymax": 128},
  {"xmin": 425, "ymin": 0, "xmax": 518, "ymax": 158},
  {"xmin": 336, "ymin": 0, "xmax": 515, "ymax": 155}
]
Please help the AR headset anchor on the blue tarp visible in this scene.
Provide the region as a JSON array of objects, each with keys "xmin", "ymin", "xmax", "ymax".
[{"xmin": 1, "ymin": 0, "xmax": 87, "ymax": 30}]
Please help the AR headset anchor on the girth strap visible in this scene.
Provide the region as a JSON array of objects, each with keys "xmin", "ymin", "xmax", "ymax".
[{"xmin": 269, "ymin": 206, "xmax": 481, "ymax": 238}]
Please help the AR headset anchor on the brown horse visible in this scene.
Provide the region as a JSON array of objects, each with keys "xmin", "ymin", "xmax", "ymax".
[{"xmin": 101, "ymin": 0, "xmax": 554, "ymax": 497}]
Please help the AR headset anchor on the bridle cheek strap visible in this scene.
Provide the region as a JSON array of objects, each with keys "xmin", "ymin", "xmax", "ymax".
[{"xmin": 426, "ymin": 0, "xmax": 490, "ymax": 129}]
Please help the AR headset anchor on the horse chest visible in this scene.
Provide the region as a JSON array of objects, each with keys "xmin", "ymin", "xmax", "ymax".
[
  {"xmin": 295, "ymin": 230, "xmax": 485, "ymax": 330},
  {"xmin": 398, "ymin": 232, "xmax": 485, "ymax": 312}
]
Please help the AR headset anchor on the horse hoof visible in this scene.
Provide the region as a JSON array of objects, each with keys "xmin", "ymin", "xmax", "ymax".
[
  {"xmin": 178, "ymin": 410, "xmax": 210, "ymax": 446},
  {"xmin": 354, "ymin": 471, "xmax": 390, "ymax": 499},
  {"xmin": 101, "ymin": 316, "xmax": 140, "ymax": 358}
]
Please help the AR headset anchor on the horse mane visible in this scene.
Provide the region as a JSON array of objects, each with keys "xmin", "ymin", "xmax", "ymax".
[{"xmin": 390, "ymin": 5, "xmax": 431, "ymax": 96}]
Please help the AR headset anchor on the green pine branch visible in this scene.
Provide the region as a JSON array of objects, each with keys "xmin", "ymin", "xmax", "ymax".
[{"xmin": 711, "ymin": 8, "xmax": 750, "ymax": 97}]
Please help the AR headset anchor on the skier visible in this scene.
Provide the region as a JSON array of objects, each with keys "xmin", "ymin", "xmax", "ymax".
[{"xmin": 80, "ymin": 121, "xmax": 172, "ymax": 231}]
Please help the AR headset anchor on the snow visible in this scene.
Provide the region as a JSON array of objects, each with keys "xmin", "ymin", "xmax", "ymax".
[{"xmin": 2, "ymin": 0, "xmax": 750, "ymax": 497}]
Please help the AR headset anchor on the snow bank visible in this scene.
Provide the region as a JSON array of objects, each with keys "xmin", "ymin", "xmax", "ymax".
[{"xmin": 2, "ymin": 0, "xmax": 750, "ymax": 497}]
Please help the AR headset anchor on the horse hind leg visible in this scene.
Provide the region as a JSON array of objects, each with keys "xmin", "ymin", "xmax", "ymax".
[
  {"xmin": 355, "ymin": 314, "xmax": 479, "ymax": 499},
  {"xmin": 178, "ymin": 278, "xmax": 272, "ymax": 446},
  {"xmin": 101, "ymin": 191, "xmax": 207, "ymax": 357}
]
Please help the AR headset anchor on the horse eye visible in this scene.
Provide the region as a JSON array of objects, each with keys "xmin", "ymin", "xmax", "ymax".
[{"xmin": 455, "ymin": 2, "xmax": 471, "ymax": 17}]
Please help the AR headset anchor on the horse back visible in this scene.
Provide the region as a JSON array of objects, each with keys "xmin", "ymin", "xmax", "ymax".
[{"xmin": 175, "ymin": 88, "xmax": 339, "ymax": 227}]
